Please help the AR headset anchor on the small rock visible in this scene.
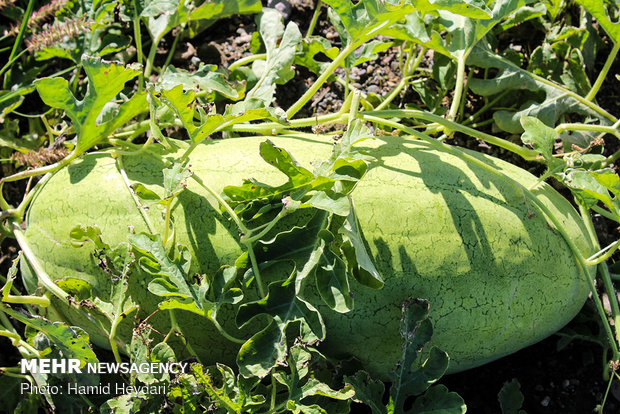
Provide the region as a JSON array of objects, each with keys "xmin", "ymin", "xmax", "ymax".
[
  {"xmin": 367, "ymin": 85, "xmax": 379, "ymax": 95},
  {"xmin": 541, "ymin": 396, "xmax": 551, "ymax": 407},
  {"xmin": 267, "ymin": 0, "xmax": 292, "ymax": 20}
]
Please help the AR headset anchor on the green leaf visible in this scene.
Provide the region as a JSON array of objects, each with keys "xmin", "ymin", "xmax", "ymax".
[
  {"xmin": 35, "ymin": 56, "xmax": 146, "ymax": 153},
  {"xmin": 160, "ymin": 65, "xmax": 245, "ymax": 100},
  {"xmin": 158, "ymin": 84, "xmax": 223, "ymax": 143},
  {"xmin": 130, "ymin": 233, "xmax": 206, "ymax": 307},
  {"xmin": 274, "ymin": 345, "xmax": 356, "ymax": 410},
  {"xmin": 340, "ymin": 207, "xmax": 384, "ymax": 289},
  {"xmin": 190, "ymin": 0, "xmax": 262, "ymax": 21},
  {"xmin": 384, "ymin": 0, "xmax": 526, "ymax": 61},
  {"xmin": 314, "ymin": 231, "xmax": 353, "ymax": 313},
  {"xmin": 409, "ymin": 384, "xmax": 467, "ymax": 414},
  {"xmin": 346, "ymin": 371, "xmax": 387, "ymax": 414},
  {"xmin": 225, "ymin": 121, "xmax": 371, "ymax": 214},
  {"xmin": 56, "ymin": 278, "xmax": 93, "ymax": 300},
  {"xmin": 20, "ymin": 317, "xmax": 98, "ymax": 367},
  {"xmin": 236, "ymin": 279, "xmax": 325, "ymax": 377},
  {"xmin": 346, "ymin": 40, "xmax": 394, "ymax": 68},
  {"xmin": 468, "ymin": 44, "xmax": 613, "ymax": 134},
  {"xmin": 561, "ymin": 169, "xmax": 616, "ymax": 212},
  {"xmin": 163, "ymin": 161, "xmax": 191, "ymax": 199},
  {"xmin": 498, "ymin": 378, "xmax": 526, "ymax": 414},
  {"xmin": 155, "ymin": 84, "xmax": 269, "ymax": 144},
  {"xmin": 260, "ymin": 139, "xmax": 315, "ymax": 186},
  {"xmin": 389, "ymin": 299, "xmax": 450, "ymax": 414},
  {"xmin": 519, "ymin": 115, "xmax": 562, "ymax": 167},
  {"xmin": 0, "ymin": 376, "xmax": 23, "ymax": 414},
  {"xmin": 70, "ymin": 224, "xmax": 109, "ymax": 249},
  {"xmin": 100, "ymin": 394, "xmax": 144, "ymax": 414},
  {"xmin": 294, "ymin": 36, "xmax": 339, "ymax": 76},
  {"xmin": 188, "ymin": 363, "xmax": 266, "ymax": 412},
  {"xmin": 245, "ymin": 8, "xmax": 302, "ymax": 106},
  {"xmin": 591, "ymin": 168, "xmax": 620, "ymax": 198},
  {"xmin": 574, "ymin": 0, "xmax": 620, "ymax": 43},
  {"xmin": 141, "ymin": 0, "xmax": 190, "ymax": 42},
  {"xmin": 0, "ymin": 118, "xmax": 39, "ymax": 151},
  {"xmin": 323, "ymin": 0, "xmax": 417, "ymax": 46}
]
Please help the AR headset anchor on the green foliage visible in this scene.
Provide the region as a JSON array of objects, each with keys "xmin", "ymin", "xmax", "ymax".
[
  {"xmin": 498, "ymin": 378, "xmax": 526, "ymax": 414},
  {"xmin": 35, "ymin": 56, "xmax": 146, "ymax": 154},
  {"xmin": 1, "ymin": 0, "xmax": 619, "ymax": 412}
]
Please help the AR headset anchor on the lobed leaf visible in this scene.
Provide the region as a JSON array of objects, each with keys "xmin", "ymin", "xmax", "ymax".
[
  {"xmin": 389, "ymin": 299, "xmax": 450, "ymax": 414},
  {"xmin": 245, "ymin": 8, "xmax": 302, "ymax": 107},
  {"xmin": 35, "ymin": 56, "xmax": 146, "ymax": 154},
  {"xmin": 159, "ymin": 65, "xmax": 245, "ymax": 101},
  {"xmin": 409, "ymin": 384, "xmax": 467, "ymax": 413},
  {"xmin": 345, "ymin": 371, "xmax": 387, "ymax": 414},
  {"xmin": 574, "ymin": 0, "xmax": 620, "ymax": 43},
  {"xmin": 236, "ymin": 279, "xmax": 325, "ymax": 377},
  {"xmin": 498, "ymin": 378, "xmax": 526, "ymax": 414},
  {"xmin": 468, "ymin": 44, "xmax": 614, "ymax": 134},
  {"xmin": 190, "ymin": 0, "xmax": 263, "ymax": 21}
]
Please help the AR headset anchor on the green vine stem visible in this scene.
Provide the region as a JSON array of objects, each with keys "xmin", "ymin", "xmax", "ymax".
[
  {"xmin": 167, "ymin": 309, "xmax": 200, "ymax": 358},
  {"xmin": 209, "ymin": 314, "xmax": 246, "ymax": 344},
  {"xmin": 447, "ymin": 55, "xmax": 467, "ymax": 120},
  {"xmin": 116, "ymin": 156, "xmax": 157, "ymax": 235},
  {"xmin": 556, "ymin": 123, "xmax": 620, "ymax": 140},
  {"xmin": 133, "ymin": 1, "xmax": 144, "ymax": 90},
  {"xmin": 457, "ymin": 67, "xmax": 473, "ymax": 122},
  {"xmin": 585, "ymin": 41, "xmax": 619, "ymax": 102},
  {"xmin": 227, "ymin": 53, "xmax": 266, "ymax": 72},
  {"xmin": 162, "ymin": 23, "xmax": 185, "ymax": 73},
  {"xmin": 0, "ymin": 151, "xmax": 80, "ymax": 210},
  {"xmin": 592, "ymin": 205, "xmax": 618, "ymax": 222},
  {"xmin": 375, "ymin": 45, "xmax": 425, "ymax": 111},
  {"xmin": 0, "ymin": 329, "xmax": 41, "ymax": 358},
  {"xmin": 13, "ymin": 224, "xmax": 72, "ymax": 305},
  {"xmin": 108, "ymin": 303, "xmax": 138, "ymax": 364},
  {"xmin": 190, "ymin": 174, "xmax": 266, "ymax": 298},
  {"xmin": 240, "ymin": 209, "xmax": 287, "ymax": 244},
  {"xmin": 0, "ymin": 49, "xmax": 28, "ymax": 79},
  {"xmin": 462, "ymin": 90, "xmax": 509, "ymax": 126},
  {"xmin": 585, "ymin": 240, "xmax": 620, "ymax": 266},
  {"xmin": 580, "ymin": 204, "xmax": 620, "ymax": 350},
  {"xmin": 190, "ymin": 175, "xmax": 248, "ymax": 234},
  {"xmin": 364, "ymin": 109, "xmax": 541, "ymax": 160},
  {"xmin": 2, "ymin": 293, "xmax": 50, "ymax": 307},
  {"xmin": 1, "ymin": 173, "xmax": 53, "ymax": 223},
  {"xmin": 306, "ymin": 0, "xmax": 323, "ymax": 38},
  {"xmin": 360, "ymin": 114, "xmax": 620, "ymax": 360},
  {"xmin": 286, "ymin": 42, "xmax": 357, "ymax": 119}
]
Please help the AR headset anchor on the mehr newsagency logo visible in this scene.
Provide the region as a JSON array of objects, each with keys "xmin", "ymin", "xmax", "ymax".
[{"xmin": 20, "ymin": 358, "xmax": 187, "ymax": 396}]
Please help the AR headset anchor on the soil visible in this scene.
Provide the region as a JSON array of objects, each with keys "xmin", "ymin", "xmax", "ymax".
[{"xmin": 1, "ymin": 0, "xmax": 619, "ymax": 412}]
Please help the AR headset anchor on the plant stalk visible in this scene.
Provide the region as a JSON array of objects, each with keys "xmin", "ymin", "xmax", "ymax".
[{"xmin": 586, "ymin": 41, "xmax": 619, "ymax": 102}]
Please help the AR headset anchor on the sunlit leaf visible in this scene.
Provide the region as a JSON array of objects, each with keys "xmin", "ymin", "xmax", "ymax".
[
  {"xmin": 35, "ymin": 56, "xmax": 146, "ymax": 153},
  {"xmin": 468, "ymin": 44, "xmax": 614, "ymax": 134},
  {"xmin": 245, "ymin": 8, "xmax": 302, "ymax": 106},
  {"xmin": 159, "ymin": 65, "xmax": 245, "ymax": 101},
  {"xmin": 574, "ymin": 0, "xmax": 620, "ymax": 43}
]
